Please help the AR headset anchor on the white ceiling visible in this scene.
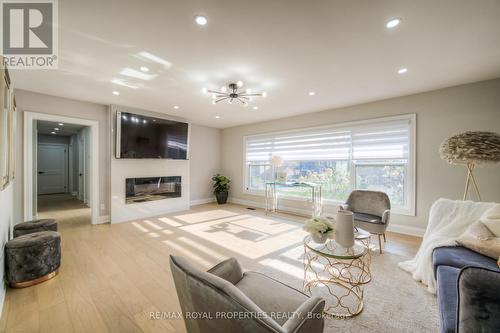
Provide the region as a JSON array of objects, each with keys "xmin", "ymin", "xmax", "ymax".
[
  {"xmin": 11, "ymin": 0, "xmax": 500, "ymax": 128},
  {"xmin": 37, "ymin": 120, "xmax": 85, "ymax": 136}
]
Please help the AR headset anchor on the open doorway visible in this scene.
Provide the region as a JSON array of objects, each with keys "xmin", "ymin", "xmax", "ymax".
[
  {"xmin": 35, "ymin": 120, "xmax": 91, "ymax": 223},
  {"xmin": 24, "ymin": 112, "xmax": 100, "ymax": 225}
]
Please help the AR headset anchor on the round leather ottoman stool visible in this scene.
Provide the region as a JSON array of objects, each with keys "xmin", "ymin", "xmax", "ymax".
[
  {"xmin": 5, "ymin": 231, "xmax": 61, "ymax": 288},
  {"xmin": 13, "ymin": 219, "xmax": 57, "ymax": 237}
]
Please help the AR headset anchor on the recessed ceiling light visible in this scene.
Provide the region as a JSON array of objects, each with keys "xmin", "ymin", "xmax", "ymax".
[
  {"xmin": 173, "ymin": 105, "xmax": 180, "ymax": 109},
  {"xmin": 58, "ymin": 123, "xmax": 64, "ymax": 126},
  {"xmin": 194, "ymin": 15, "xmax": 208, "ymax": 26},
  {"xmin": 140, "ymin": 66, "xmax": 149, "ymax": 72},
  {"xmin": 398, "ymin": 68, "xmax": 408, "ymax": 74},
  {"xmin": 51, "ymin": 131, "xmax": 56, "ymax": 134},
  {"xmin": 54, "ymin": 127, "xmax": 60, "ymax": 131},
  {"xmin": 308, "ymin": 91, "xmax": 316, "ymax": 96},
  {"xmin": 215, "ymin": 115, "xmax": 220, "ymax": 119},
  {"xmin": 112, "ymin": 91, "xmax": 120, "ymax": 95},
  {"xmin": 252, "ymin": 106, "xmax": 258, "ymax": 110},
  {"xmin": 386, "ymin": 18, "xmax": 401, "ymax": 29}
]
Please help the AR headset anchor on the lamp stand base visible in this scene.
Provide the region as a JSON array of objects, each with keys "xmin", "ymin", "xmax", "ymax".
[{"xmin": 463, "ymin": 162, "xmax": 481, "ymax": 201}]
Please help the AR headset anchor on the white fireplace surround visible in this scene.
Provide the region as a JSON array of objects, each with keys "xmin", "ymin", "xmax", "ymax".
[{"xmin": 110, "ymin": 105, "xmax": 190, "ymax": 223}]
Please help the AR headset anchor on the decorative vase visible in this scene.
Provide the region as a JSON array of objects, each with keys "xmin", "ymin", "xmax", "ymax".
[
  {"xmin": 311, "ymin": 232, "xmax": 329, "ymax": 244},
  {"xmin": 335, "ymin": 211, "xmax": 354, "ymax": 248},
  {"xmin": 215, "ymin": 191, "xmax": 228, "ymax": 204}
]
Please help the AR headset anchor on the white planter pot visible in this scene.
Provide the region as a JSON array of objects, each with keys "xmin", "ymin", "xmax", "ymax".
[{"xmin": 335, "ymin": 211, "xmax": 354, "ymax": 248}]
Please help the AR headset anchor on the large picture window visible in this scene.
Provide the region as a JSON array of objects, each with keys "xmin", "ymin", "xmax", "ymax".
[{"xmin": 244, "ymin": 115, "xmax": 416, "ymax": 215}]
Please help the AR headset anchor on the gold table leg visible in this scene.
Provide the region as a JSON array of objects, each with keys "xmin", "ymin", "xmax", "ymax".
[{"xmin": 303, "ymin": 245, "xmax": 369, "ymax": 318}]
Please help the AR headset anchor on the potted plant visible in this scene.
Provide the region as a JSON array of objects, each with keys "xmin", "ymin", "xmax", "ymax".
[
  {"xmin": 212, "ymin": 174, "xmax": 230, "ymax": 204},
  {"xmin": 303, "ymin": 217, "xmax": 335, "ymax": 243}
]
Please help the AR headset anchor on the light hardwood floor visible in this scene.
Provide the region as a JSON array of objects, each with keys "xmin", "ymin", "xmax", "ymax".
[{"xmin": 0, "ymin": 194, "xmax": 421, "ymax": 333}]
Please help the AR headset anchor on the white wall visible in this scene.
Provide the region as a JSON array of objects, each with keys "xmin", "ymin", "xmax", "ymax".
[
  {"xmin": 221, "ymin": 79, "xmax": 500, "ymax": 235},
  {"xmin": 0, "ymin": 183, "xmax": 14, "ymax": 313},
  {"xmin": 189, "ymin": 124, "xmax": 221, "ymax": 204},
  {"xmin": 14, "ymin": 89, "xmax": 111, "ymax": 222}
]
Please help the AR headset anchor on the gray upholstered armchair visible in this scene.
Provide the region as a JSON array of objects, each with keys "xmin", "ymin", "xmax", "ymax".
[
  {"xmin": 170, "ymin": 255, "xmax": 325, "ymax": 333},
  {"xmin": 340, "ymin": 190, "xmax": 391, "ymax": 253}
]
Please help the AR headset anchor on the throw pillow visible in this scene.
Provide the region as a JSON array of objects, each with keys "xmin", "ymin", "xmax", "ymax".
[
  {"xmin": 481, "ymin": 204, "xmax": 500, "ymax": 237},
  {"xmin": 456, "ymin": 221, "xmax": 500, "ymax": 259}
]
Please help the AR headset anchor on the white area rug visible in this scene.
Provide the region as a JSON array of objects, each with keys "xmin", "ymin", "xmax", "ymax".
[{"xmin": 259, "ymin": 243, "xmax": 439, "ymax": 332}]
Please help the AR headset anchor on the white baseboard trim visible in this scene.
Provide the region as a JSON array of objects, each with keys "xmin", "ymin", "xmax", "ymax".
[
  {"xmin": 229, "ymin": 197, "xmax": 426, "ymax": 237},
  {"xmin": 229, "ymin": 197, "xmax": 262, "ymax": 209},
  {"xmin": 190, "ymin": 198, "xmax": 215, "ymax": 206},
  {"xmin": 96, "ymin": 215, "xmax": 110, "ymax": 224},
  {"xmin": 387, "ymin": 223, "xmax": 425, "ymax": 237}
]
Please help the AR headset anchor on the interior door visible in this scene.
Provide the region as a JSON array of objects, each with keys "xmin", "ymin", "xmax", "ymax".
[
  {"xmin": 37, "ymin": 144, "xmax": 68, "ymax": 195},
  {"xmin": 78, "ymin": 134, "xmax": 85, "ymax": 201}
]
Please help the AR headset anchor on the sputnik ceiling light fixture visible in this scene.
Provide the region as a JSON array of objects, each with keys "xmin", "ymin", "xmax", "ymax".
[{"xmin": 203, "ymin": 81, "xmax": 266, "ymax": 106}]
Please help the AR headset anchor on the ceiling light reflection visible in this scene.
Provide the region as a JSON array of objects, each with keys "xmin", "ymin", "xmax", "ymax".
[
  {"xmin": 119, "ymin": 68, "xmax": 158, "ymax": 81},
  {"xmin": 138, "ymin": 51, "xmax": 173, "ymax": 68},
  {"xmin": 111, "ymin": 78, "xmax": 139, "ymax": 89}
]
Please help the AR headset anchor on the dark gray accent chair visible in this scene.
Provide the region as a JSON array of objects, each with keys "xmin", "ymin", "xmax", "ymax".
[
  {"xmin": 340, "ymin": 190, "xmax": 391, "ymax": 253},
  {"xmin": 433, "ymin": 246, "xmax": 500, "ymax": 333},
  {"xmin": 13, "ymin": 218, "xmax": 57, "ymax": 237},
  {"xmin": 170, "ymin": 255, "xmax": 325, "ymax": 333}
]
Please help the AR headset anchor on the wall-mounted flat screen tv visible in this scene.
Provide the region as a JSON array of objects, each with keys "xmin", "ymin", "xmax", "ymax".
[{"xmin": 116, "ymin": 111, "xmax": 189, "ymax": 159}]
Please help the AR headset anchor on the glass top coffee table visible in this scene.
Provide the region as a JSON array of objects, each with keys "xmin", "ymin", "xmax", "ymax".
[{"xmin": 303, "ymin": 236, "xmax": 371, "ymax": 318}]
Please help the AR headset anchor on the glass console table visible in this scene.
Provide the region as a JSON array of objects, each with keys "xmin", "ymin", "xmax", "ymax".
[{"xmin": 265, "ymin": 181, "xmax": 323, "ymax": 217}]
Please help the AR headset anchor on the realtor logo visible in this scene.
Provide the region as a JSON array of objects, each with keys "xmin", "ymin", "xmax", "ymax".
[{"xmin": 1, "ymin": 0, "xmax": 58, "ymax": 69}]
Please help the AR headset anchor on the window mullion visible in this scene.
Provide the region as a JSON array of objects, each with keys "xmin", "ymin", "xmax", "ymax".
[{"xmin": 349, "ymin": 130, "xmax": 355, "ymax": 191}]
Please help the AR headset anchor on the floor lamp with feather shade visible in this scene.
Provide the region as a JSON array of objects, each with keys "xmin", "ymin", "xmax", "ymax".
[{"xmin": 439, "ymin": 131, "xmax": 500, "ymax": 201}]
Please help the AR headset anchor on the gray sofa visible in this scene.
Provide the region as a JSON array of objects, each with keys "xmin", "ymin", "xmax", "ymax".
[
  {"xmin": 433, "ymin": 246, "xmax": 500, "ymax": 332},
  {"xmin": 170, "ymin": 255, "xmax": 325, "ymax": 333}
]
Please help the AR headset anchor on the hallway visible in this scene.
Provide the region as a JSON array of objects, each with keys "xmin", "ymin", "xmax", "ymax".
[{"xmin": 38, "ymin": 194, "xmax": 91, "ymax": 229}]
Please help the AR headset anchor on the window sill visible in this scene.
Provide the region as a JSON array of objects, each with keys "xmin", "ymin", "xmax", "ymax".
[{"xmin": 243, "ymin": 189, "xmax": 415, "ymax": 217}]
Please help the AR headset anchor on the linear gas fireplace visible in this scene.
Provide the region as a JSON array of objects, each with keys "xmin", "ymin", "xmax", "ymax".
[{"xmin": 126, "ymin": 176, "xmax": 181, "ymax": 204}]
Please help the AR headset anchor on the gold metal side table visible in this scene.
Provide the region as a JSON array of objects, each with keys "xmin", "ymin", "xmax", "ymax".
[{"xmin": 303, "ymin": 236, "xmax": 370, "ymax": 318}]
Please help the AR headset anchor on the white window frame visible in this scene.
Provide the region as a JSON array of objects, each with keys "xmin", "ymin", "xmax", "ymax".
[{"xmin": 243, "ymin": 114, "xmax": 416, "ymax": 216}]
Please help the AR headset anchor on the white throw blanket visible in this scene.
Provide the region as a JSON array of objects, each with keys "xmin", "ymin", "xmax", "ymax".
[{"xmin": 398, "ymin": 198, "xmax": 496, "ymax": 294}]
